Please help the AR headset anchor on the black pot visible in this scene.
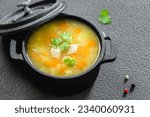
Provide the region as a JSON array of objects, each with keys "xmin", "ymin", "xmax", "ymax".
[
  {"xmin": 1, "ymin": 1, "xmax": 117, "ymax": 94},
  {"xmin": 9, "ymin": 14, "xmax": 117, "ymax": 94}
]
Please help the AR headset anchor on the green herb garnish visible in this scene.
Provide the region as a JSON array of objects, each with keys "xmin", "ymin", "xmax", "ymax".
[
  {"xmin": 98, "ymin": 9, "xmax": 112, "ymax": 25},
  {"xmin": 59, "ymin": 42, "xmax": 70, "ymax": 51},
  {"xmin": 64, "ymin": 56, "xmax": 77, "ymax": 67},
  {"xmin": 51, "ymin": 38, "xmax": 63, "ymax": 48},
  {"xmin": 50, "ymin": 32, "xmax": 73, "ymax": 51},
  {"xmin": 60, "ymin": 32, "xmax": 73, "ymax": 42}
]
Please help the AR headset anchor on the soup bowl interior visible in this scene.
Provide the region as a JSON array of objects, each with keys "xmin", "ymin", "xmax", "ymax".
[{"xmin": 22, "ymin": 14, "xmax": 105, "ymax": 79}]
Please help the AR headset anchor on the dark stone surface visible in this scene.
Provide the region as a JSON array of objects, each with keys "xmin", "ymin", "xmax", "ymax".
[{"xmin": 0, "ymin": 0, "xmax": 150, "ymax": 100}]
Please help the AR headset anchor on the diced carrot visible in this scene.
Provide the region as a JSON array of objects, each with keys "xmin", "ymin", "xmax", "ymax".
[
  {"xmin": 43, "ymin": 59, "xmax": 59, "ymax": 68},
  {"xmin": 30, "ymin": 52, "xmax": 40, "ymax": 60},
  {"xmin": 50, "ymin": 33, "xmax": 57, "ymax": 39},
  {"xmin": 59, "ymin": 22, "xmax": 69, "ymax": 31},
  {"xmin": 75, "ymin": 27, "xmax": 81, "ymax": 35},
  {"xmin": 69, "ymin": 54, "xmax": 76, "ymax": 59},
  {"xmin": 29, "ymin": 52, "xmax": 35, "ymax": 58},
  {"xmin": 76, "ymin": 60, "xmax": 87, "ymax": 70},
  {"xmin": 76, "ymin": 46, "xmax": 89, "ymax": 57},
  {"xmin": 31, "ymin": 54, "xmax": 43, "ymax": 62},
  {"xmin": 43, "ymin": 61, "xmax": 52, "ymax": 67},
  {"xmin": 35, "ymin": 56, "xmax": 43, "ymax": 62},
  {"xmin": 58, "ymin": 66, "xmax": 67, "ymax": 75},
  {"xmin": 72, "ymin": 27, "xmax": 81, "ymax": 42},
  {"xmin": 41, "ymin": 51, "xmax": 49, "ymax": 57},
  {"xmin": 87, "ymin": 40, "xmax": 97, "ymax": 47}
]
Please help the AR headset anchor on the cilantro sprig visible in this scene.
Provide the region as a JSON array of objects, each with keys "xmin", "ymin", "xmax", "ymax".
[
  {"xmin": 98, "ymin": 9, "xmax": 112, "ymax": 25},
  {"xmin": 64, "ymin": 56, "xmax": 77, "ymax": 67},
  {"xmin": 51, "ymin": 38, "xmax": 63, "ymax": 48},
  {"xmin": 59, "ymin": 42, "xmax": 70, "ymax": 51},
  {"xmin": 50, "ymin": 32, "xmax": 73, "ymax": 51},
  {"xmin": 60, "ymin": 32, "xmax": 73, "ymax": 42}
]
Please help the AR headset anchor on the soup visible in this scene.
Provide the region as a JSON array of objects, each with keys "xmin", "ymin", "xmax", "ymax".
[{"xmin": 27, "ymin": 18, "xmax": 100, "ymax": 77}]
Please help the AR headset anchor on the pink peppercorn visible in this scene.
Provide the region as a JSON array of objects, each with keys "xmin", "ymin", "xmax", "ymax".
[{"xmin": 124, "ymin": 89, "xmax": 129, "ymax": 93}]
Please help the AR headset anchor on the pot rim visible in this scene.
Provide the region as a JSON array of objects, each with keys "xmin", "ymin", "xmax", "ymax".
[{"xmin": 22, "ymin": 14, "xmax": 106, "ymax": 79}]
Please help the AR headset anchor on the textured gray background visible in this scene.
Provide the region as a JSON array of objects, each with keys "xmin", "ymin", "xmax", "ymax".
[{"xmin": 0, "ymin": 0, "xmax": 150, "ymax": 100}]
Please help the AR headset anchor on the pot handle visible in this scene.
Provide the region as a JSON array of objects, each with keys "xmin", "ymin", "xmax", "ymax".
[
  {"xmin": 10, "ymin": 39, "xmax": 24, "ymax": 61},
  {"xmin": 101, "ymin": 34, "xmax": 117, "ymax": 64}
]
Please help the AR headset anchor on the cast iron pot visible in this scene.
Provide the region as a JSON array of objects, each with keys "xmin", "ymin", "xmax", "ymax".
[
  {"xmin": 9, "ymin": 14, "xmax": 117, "ymax": 94},
  {"xmin": 0, "ymin": 0, "xmax": 117, "ymax": 94}
]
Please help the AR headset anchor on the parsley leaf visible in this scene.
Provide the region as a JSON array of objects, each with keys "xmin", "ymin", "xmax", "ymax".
[
  {"xmin": 50, "ymin": 32, "xmax": 74, "ymax": 52},
  {"xmin": 98, "ymin": 9, "xmax": 112, "ymax": 25},
  {"xmin": 64, "ymin": 56, "xmax": 77, "ymax": 67},
  {"xmin": 60, "ymin": 32, "xmax": 73, "ymax": 42},
  {"xmin": 51, "ymin": 38, "xmax": 63, "ymax": 48},
  {"xmin": 59, "ymin": 42, "xmax": 70, "ymax": 51}
]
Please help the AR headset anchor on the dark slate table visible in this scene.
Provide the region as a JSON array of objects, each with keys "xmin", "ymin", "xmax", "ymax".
[{"xmin": 0, "ymin": 0, "xmax": 150, "ymax": 100}]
